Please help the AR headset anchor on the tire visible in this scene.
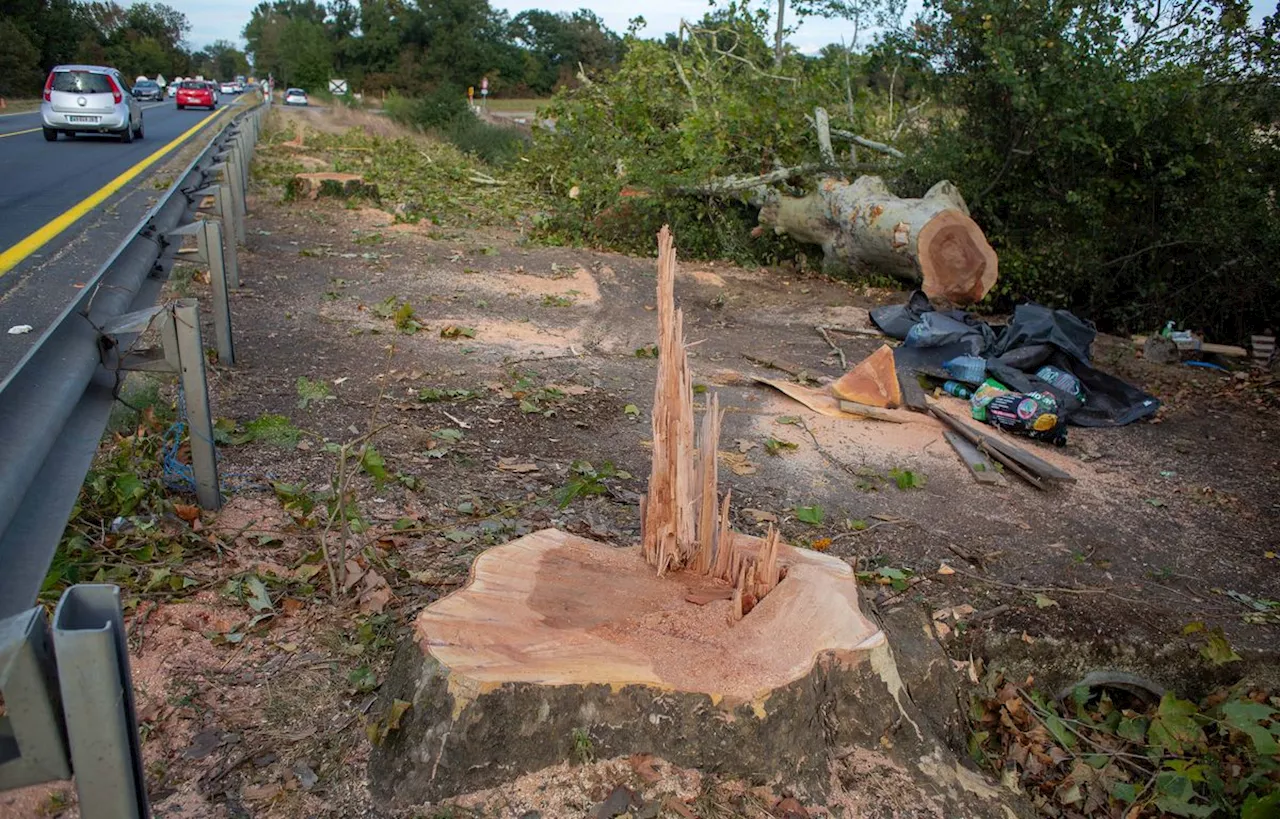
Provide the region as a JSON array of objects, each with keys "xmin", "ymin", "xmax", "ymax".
[
  {"xmin": 177, "ymin": 103, "xmax": 184, "ymax": 110},
  {"xmin": 119, "ymin": 124, "xmax": 133, "ymax": 144},
  {"xmin": 134, "ymin": 118, "xmax": 144, "ymax": 139},
  {"xmin": 42, "ymin": 127, "xmax": 57, "ymax": 142}
]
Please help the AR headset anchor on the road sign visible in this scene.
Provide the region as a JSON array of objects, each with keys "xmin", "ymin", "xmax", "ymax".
[
  {"xmin": 481, "ymin": 77, "xmax": 488, "ymax": 91},
  {"xmin": 328, "ymin": 78, "xmax": 349, "ymax": 95}
]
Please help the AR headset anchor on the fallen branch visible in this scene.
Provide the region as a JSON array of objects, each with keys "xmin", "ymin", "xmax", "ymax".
[
  {"xmin": 828, "ymin": 128, "xmax": 906, "ymax": 159},
  {"xmin": 813, "ymin": 107, "xmax": 836, "ymax": 166},
  {"xmin": 816, "ymin": 325, "xmax": 848, "ymax": 369},
  {"xmin": 695, "ymin": 164, "xmax": 820, "ymax": 196}
]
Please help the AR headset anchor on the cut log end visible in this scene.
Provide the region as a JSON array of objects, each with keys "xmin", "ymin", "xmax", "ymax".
[{"xmin": 918, "ymin": 210, "xmax": 998, "ymax": 304}]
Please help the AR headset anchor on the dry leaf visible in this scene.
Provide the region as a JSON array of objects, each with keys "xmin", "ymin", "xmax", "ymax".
[
  {"xmin": 174, "ymin": 503, "xmax": 200, "ymax": 523},
  {"xmin": 811, "ymin": 537, "xmax": 832, "ymax": 552},
  {"xmin": 664, "ymin": 798, "xmax": 698, "ymax": 819},
  {"xmin": 934, "ymin": 620, "xmax": 952, "ymax": 639},
  {"xmin": 937, "ymin": 563, "xmax": 956, "ymax": 575},
  {"xmin": 242, "ymin": 783, "xmax": 282, "ymax": 801},
  {"xmin": 550, "ymin": 384, "xmax": 591, "ymax": 396},
  {"xmin": 359, "ymin": 569, "xmax": 394, "ymax": 614},
  {"xmin": 1021, "ymin": 631, "xmax": 1034, "ymax": 644},
  {"xmin": 343, "ymin": 560, "xmax": 366, "ymax": 592},
  {"xmin": 497, "ymin": 458, "xmax": 539, "ymax": 473},
  {"xmin": 628, "ymin": 752, "xmax": 662, "ymax": 784},
  {"xmin": 735, "ymin": 438, "xmax": 758, "ymax": 453},
  {"xmin": 719, "ymin": 451, "xmax": 758, "ymax": 475},
  {"xmin": 281, "ymin": 598, "xmax": 305, "ymax": 616},
  {"xmin": 742, "ymin": 508, "xmax": 778, "ymax": 524}
]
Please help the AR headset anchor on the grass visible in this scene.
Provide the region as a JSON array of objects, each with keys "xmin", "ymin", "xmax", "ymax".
[
  {"xmin": 479, "ymin": 98, "xmax": 550, "ymax": 113},
  {"xmin": 0, "ymin": 98, "xmax": 41, "ymax": 114}
]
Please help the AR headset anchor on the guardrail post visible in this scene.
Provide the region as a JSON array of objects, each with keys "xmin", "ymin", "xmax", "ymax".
[
  {"xmin": 52, "ymin": 585, "xmax": 149, "ymax": 819},
  {"xmin": 0, "ymin": 607, "xmax": 72, "ymax": 791},
  {"xmin": 169, "ymin": 300, "xmax": 221, "ymax": 510},
  {"xmin": 198, "ymin": 220, "xmax": 235, "ymax": 365},
  {"xmin": 220, "ymin": 154, "xmax": 248, "ymax": 246}
]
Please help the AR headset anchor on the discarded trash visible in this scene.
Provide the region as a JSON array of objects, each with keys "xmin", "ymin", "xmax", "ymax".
[
  {"xmin": 969, "ymin": 378, "xmax": 1013, "ymax": 421},
  {"xmin": 1035, "ymin": 366, "xmax": 1085, "ymax": 403},
  {"xmin": 7, "ymin": 324, "xmax": 33, "ymax": 335},
  {"xmin": 942, "ymin": 380, "xmax": 972, "ymax": 399},
  {"xmin": 943, "ymin": 355, "xmax": 986, "ymax": 384},
  {"xmin": 982, "ymin": 391, "xmax": 1067, "ymax": 446}
]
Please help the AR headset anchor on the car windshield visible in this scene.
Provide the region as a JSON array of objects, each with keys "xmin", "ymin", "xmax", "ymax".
[
  {"xmin": 51, "ymin": 71, "xmax": 113, "ymax": 94},
  {"xmin": 287, "ymin": 89, "xmax": 305, "ymax": 95},
  {"xmin": 135, "ymin": 81, "xmax": 158, "ymax": 89},
  {"xmin": 180, "ymin": 81, "xmax": 206, "ymax": 90}
]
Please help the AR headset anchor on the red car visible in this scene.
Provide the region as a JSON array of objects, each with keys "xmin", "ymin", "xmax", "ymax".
[{"xmin": 176, "ymin": 80, "xmax": 217, "ymax": 110}]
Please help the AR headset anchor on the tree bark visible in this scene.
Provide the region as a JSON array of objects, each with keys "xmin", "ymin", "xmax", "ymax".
[{"xmin": 758, "ymin": 175, "xmax": 999, "ymax": 304}]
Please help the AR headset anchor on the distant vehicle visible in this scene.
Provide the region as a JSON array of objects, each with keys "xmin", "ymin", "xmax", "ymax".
[
  {"xmin": 132, "ymin": 79, "xmax": 163, "ymax": 101},
  {"xmin": 235, "ymin": 75, "xmax": 247, "ymax": 87},
  {"xmin": 168, "ymin": 77, "xmax": 182, "ymax": 97},
  {"xmin": 40, "ymin": 64, "xmax": 144, "ymax": 143},
  {"xmin": 176, "ymin": 79, "xmax": 217, "ymax": 110},
  {"xmin": 219, "ymin": 81, "xmax": 237, "ymax": 95},
  {"xmin": 284, "ymin": 87, "xmax": 308, "ymax": 106}
]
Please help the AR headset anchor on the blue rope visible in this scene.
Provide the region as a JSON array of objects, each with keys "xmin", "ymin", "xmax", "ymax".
[{"xmin": 163, "ymin": 385, "xmax": 271, "ymax": 495}]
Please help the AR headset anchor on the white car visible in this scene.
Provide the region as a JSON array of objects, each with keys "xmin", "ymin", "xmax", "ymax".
[
  {"xmin": 284, "ymin": 88, "xmax": 308, "ymax": 106},
  {"xmin": 219, "ymin": 81, "xmax": 237, "ymax": 95},
  {"xmin": 40, "ymin": 64, "xmax": 144, "ymax": 142}
]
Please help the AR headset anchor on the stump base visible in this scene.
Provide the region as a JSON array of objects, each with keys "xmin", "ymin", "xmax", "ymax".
[{"xmin": 369, "ymin": 530, "xmax": 1019, "ymax": 815}]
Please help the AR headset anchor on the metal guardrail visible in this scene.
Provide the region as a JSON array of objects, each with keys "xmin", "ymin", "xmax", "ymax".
[
  {"xmin": 0, "ymin": 96, "xmax": 268, "ymax": 816},
  {"xmin": 0, "ymin": 99, "xmax": 263, "ymax": 621}
]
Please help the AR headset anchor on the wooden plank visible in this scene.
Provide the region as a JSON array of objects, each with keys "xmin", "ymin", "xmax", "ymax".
[
  {"xmin": 837, "ymin": 400, "xmax": 907, "ymax": 423},
  {"xmin": 897, "ymin": 368, "xmax": 929, "ymax": 413},
  {"xmin": 980, "ymin": 431, "xmax": 1077, "ymax": 483},
  {"xmin": 928, "ymin": 405, "xmax": 1045, "ymax": 491},
  {"xmin": 943, "ymin": 431, "xmax": 1006, "ymax": 486}
]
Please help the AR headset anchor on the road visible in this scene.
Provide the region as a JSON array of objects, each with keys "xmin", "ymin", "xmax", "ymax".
[{"xmin": 0, "ymin": 100, "xmax": 231, "ymax": 376}]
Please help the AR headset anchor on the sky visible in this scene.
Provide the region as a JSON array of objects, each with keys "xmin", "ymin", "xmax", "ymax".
[{"xmin": 179, "ymin": 0, "xmax": 1274, "ymax": 55}]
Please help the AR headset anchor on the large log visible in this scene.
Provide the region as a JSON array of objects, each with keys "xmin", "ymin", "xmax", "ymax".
[{"xmin": 758, "ymin": 176, "xmax": 998, "ymax": 304}]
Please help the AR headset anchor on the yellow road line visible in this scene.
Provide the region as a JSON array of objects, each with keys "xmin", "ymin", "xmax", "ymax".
[
  {"xmin": 0, "ymin": 107, "xmax": 231, "ymax": 277},
  {"xmin": 0, "ymin": 128, "xmax": 40, "ymax": 139}
]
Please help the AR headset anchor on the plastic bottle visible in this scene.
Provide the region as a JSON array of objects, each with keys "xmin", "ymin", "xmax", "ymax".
[{"xmin": 942, "ymin": 380, "xmax": 972, "ymax": 399}]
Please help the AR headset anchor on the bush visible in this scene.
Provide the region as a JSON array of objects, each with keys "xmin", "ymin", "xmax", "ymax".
[
  {"xmin": 904, "ymin": 0, "xmax": 1280, "ymax": 339},
  {"xmin": 384, "ymin": 86, "xmax": 527, "ymax": 166}
]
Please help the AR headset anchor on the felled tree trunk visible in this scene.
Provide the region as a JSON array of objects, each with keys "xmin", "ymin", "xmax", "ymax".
[{"xmin": 758, "ymin": 176, "xmax": 998, "ymax": 304}]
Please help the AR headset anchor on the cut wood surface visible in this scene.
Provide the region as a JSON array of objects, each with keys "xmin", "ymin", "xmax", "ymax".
[
  {"xmin": 417, "ymin": 528, "xmax": 882, "ymax": 700},
  {"xmin": 753, "ymin": 376, "xmax": 916, "ymax": 423},
  {"xmin": 757, "ymin": 176, "xmax": 998, "ymax": 304},
  {"xmin": 831, "ymin": 345, "xmax": 902, "ymax": 408},
  {"xmin": 287, "ymin": 172, "xmax": 376, "ymax": 201}
]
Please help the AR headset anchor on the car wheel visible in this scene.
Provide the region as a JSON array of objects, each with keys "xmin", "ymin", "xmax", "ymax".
[
  {"xmin": 119, "ymin": 125, "xmax": 133, "ymax": 144},
  {"xmin": 135, "ymin": 118, "xmax": 144, "ymax": 139},
  {"xmin": 42, "ymin": 127, "xmax": 57, "ymax": 141},
  {"xmin": 177, "ymin": 103, "xmax": 184, "ymax": 110}
]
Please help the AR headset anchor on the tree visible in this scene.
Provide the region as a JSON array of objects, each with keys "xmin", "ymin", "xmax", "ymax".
[
  {"xmin": 905, "ymin": 0, "xmax": 1280, "ymax": 336},
  {"xmin": 0, "ymin": 18, "xmax": 42, "ymax": 96}
]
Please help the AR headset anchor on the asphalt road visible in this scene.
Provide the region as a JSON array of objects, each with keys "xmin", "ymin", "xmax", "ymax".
[{"xmin": 0, "ymin": 99, "xmax": 228, "ymax": 376}]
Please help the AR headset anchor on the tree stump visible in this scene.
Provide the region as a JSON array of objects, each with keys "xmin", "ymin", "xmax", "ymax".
[
  {"xmin": 758, "ymin": 176, "xmax": 998, "ymax": 304},
  {"xmin": 286, "ymin": 172, "xmax": 378, "ymax": 201},
  {"xmin": 369, "ymin": 530, "xmax": 1013, "ymax": 814}
]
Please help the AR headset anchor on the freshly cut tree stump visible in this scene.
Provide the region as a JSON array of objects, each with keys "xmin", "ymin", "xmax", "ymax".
[
  {"xmin": 286, "ymin": 172, "xmax": 378, "ymax": 201},
  {"xmin": 758, "ymin": 176, "xmax": 998, "ymax": 304}
]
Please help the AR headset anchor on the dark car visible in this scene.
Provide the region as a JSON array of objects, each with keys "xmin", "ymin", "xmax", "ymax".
[{"xmin": 132, "ymin": 79, "xmax": 163, "ymax": 101}]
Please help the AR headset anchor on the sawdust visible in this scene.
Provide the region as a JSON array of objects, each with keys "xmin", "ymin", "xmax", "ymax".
[
  {"xmin": 453, "ymin": 263, "xmax": 602, "ymax": 305},
  {"xmin": 449, "ymin": 754, "xmax": 706, "ymax": 817}
]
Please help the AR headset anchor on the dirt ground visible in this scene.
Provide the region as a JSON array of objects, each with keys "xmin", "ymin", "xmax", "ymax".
[{"xmin": 4, "ymin": 110, "xmax": 1277, "ymax": 819}]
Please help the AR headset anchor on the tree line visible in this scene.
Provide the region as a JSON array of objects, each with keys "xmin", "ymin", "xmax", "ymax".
[{"xmin": 242, "ymin": 0, "xmax": 624, "ymax": 96}]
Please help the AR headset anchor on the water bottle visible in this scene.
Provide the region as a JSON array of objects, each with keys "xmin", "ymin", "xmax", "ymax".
[{"xmin": 943, "ymin": 380, "xmax": 972, "ymax": 399}]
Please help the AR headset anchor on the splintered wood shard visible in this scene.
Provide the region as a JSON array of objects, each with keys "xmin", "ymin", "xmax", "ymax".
[{"xmin": 641, "ymin": 226, "xmax": 786, "ymax": 617}]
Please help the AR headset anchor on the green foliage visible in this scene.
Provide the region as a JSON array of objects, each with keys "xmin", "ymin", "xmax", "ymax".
[
  {"xmin": 385, "ymin": 87, "xmax": 529, "ymax": 166},
  {"xmin": 234, "ymin": 414, "xmax": 301, "ymax": 447},
  {"xmin": 571, "ymin": 727, "xmax": 595, "ymax": 764},
  {"xmin": 522, "ymin": 29, "xmax": 893, "ymax": 263},
  {"xmin": 970, "ymin": 670, "xmax": 1280, "ymax": 818},
  {"xmin": 295, "ymin": 376, "xmax": 331, "ymax": 409},
  {"xmin": 794, "ymin": 505, "xmax": 824, "ymax": 524},
  {"xmin": 556, "ymin": 460, "xmax": 629, "ymax": 508},
  {"xmin": 906, "ymin": 0, "xmax": 1280, "ymax": 338},
  {"xmin": 888, "ymin": 467, "xmax": 925, "ymax": 489},
  {"xmin": 42, "ymin": 415, "xmax": 210, "ymax": 602}
]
